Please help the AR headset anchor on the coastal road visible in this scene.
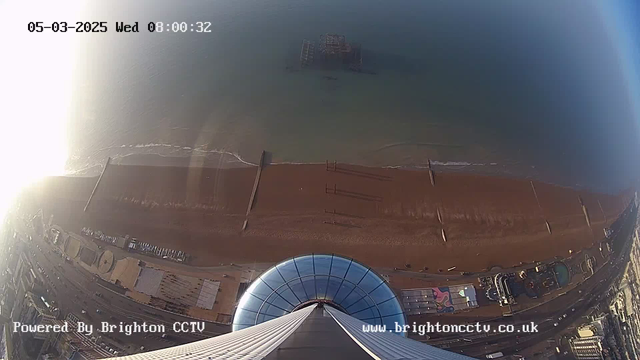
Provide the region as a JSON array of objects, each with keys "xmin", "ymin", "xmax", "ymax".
[
  {"xmin": 426, "ymin": 202, "xmax": 637, "ymax": 357},
  {"xmin": 17, "ymin": 219, "xmax": 231, "ymax": 354},
  {"xmin": 29, "ymin": 237, "xmax": 196, "ymax": 352},
  {"xmin": 436, "ymin": 261, "xmax": 614, "ymax": 357},
  {"xmin": 16, "ymin": 200, "xmax": 635, "ymax": 356}
]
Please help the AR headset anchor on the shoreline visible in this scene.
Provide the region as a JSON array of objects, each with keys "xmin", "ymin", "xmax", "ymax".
[{"xmin": 65, "ymin": 152, "xmax": 620, "ymax": 194}]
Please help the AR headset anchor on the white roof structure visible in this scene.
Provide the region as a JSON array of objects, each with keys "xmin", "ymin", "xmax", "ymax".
[
  {"xmin": 195, "ymin": 279, "xmax": 220, "ymax": 310},
  {"xmin": 133, "ymin": 268, "xmax": 165, "ymax": 296},
  {"xmin": 104, "ymin": 303, "xmax": 473, "ymax": 360}
]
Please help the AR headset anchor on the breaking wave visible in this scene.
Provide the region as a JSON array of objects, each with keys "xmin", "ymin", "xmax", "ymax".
[{"xmin": 67, "ymin": 142, "xmax": 509, "ymax": 178}]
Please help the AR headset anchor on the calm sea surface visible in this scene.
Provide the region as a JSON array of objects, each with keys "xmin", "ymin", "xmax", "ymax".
[{"xmin": 66, "ymin": 0, "xmax": 640, "ymax": 192}]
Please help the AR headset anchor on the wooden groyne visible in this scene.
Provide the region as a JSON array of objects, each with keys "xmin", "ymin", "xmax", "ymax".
[
  {"xmin": 84, "ymin": 157, "xmax": 111, "ymax": 212},
  {"xmin": 243, "ymin": 151, "xmax": 266, "ymax": 230},
  {"xmin": 428, "ymin": 159, "xmax": 435, "ymax": 186}
]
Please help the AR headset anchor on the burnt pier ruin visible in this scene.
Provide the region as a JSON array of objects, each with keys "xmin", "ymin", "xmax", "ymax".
[{"xmin": 298, "ymin": 34, "xmax": 373, "ymax": 74}]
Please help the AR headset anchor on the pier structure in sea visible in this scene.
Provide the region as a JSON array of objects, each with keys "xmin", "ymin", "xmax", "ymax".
[
  {"xmin": 297, "ymin": 33, "xmax": 364, "ymax": 73},
  {"xmin": 299, "ymin": 39, "xmax": 315, "ymax": 68}
]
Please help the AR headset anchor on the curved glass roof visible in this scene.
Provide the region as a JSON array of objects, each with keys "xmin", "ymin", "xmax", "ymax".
[{"xmin": 233, "ymin": 254, "xmax": 406, "ymax": 335}]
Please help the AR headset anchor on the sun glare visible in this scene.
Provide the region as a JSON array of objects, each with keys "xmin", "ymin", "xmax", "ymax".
[{"xmin": 0, "ymin": 1, "xmax": 84, "ymax": 222}]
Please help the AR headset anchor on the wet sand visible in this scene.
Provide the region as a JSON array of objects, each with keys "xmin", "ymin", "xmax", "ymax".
[{"xmin": 20, "ymin": 163, "xmax": 632, "ymax": 272}]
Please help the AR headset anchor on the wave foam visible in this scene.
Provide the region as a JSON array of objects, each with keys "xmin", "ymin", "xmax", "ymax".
[
  {"xmin": 70, "ymin": 142, "xmax": 510, "ymax": 177},
  {"xmin": 114, "ymin": 142, "xmax": 257, "ymax": 166},
  {"xmin": 431, "ymin": 161, "xmax": 498, "ymax": 167}
]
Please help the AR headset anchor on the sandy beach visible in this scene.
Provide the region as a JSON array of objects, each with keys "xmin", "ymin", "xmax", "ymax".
[{"xmin": 21, "ymin": 163, "xmax": 632, "ymax": 272}]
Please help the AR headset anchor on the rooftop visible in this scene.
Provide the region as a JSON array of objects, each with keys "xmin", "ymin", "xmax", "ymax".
[{"xmin": 232, "ymin": 254, "xmax": 406, "ymax": 334}]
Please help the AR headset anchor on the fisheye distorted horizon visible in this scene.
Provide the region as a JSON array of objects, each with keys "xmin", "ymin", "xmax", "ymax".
[{"xmin": 1, "ymin": 1, "xmax": 640, "ymax": 359}]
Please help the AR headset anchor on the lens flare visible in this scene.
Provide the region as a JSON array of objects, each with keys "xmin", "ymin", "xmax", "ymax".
[{"xmin": 0, "ymin": 1, "xmax": 84, "ymax": 223}]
